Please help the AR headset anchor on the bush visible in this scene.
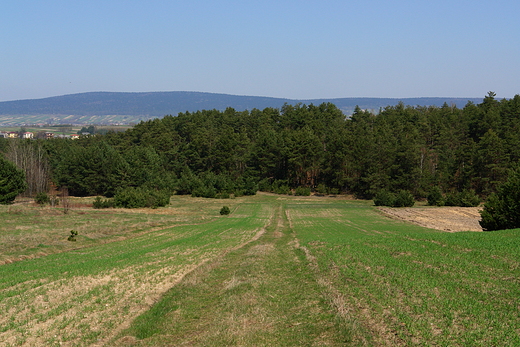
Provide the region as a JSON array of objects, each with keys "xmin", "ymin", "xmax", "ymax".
[
  {"xmin": 67, "ymin": 230, "xmax": 78, "ymax": 241},
  {"xmin": 175, "ymin": 170, "xmax": 201, "ymax": 195},
  {"xmin": 92, "ymin": 196, "xmax": 115, "ymax": 208},
  {"xmin": 273, "ymin": 185, "xmax": 291, "ymax": 195},
  {"xmin": 215, "ymin": 192, "xmax": 230, "ymax": 199},
  {"xmin": 374, "ymin": 189, "xmax": 414, "ymax": 207},
  {"xmin": 258, "ymin": 178, "xmax": 272, "ymax": 192},
  {"xmin": 329, "ymin": 188, "xmax": 339, "ymax": 195},
  {"xmin": 239, "ymin": 177, "xmax": 258, "ymax": 196},
  {"xmin": 427, "ymin": 186, "xmax": 444, "ymax": 206},
  {"xmin": 92, "ymin": 196, "xmax": 103, "ymax": 208},
  {"xmin": 295, "ymin": 187, "xmax": 311, "ymax": 196},
  {"xmin": 374, "ymin": 190, "xmax": 395, "ymax": 207},
  {"xmin": 393, "ymin": 190, "xmax": 415, "ymax": 207},
  {"xmin": 191, "ymin": 186, "xmax": 217, "ymax": 199},
  {"xmin": 444, "ymin": 192, "xmax": 461, "ymax": 207},
  {"xmin": 114, "ymin": 187, "xmax": 170, "ymax": 209},
  {"xmin": 220, "ymin": 206, "xmax": 231, "ymax": 215},
  {"xmin": 316, "ymin": 184, "xmax": 328, "ymax": 195},
  {"xmin": 35, "ymin": 192, "xmax": 50, "ymax": 206},
  {"xmin": 444, "ymin": 189, "xmax": 480, "ymax": 207},
  {"xmin": 480, "ymin": 165, "xmax": 520, "ymax": 231},
  {"xmin": 459, "ymin": 189, "xmax": 480, "ymax": 207},
  {"xmin": 271, "ymin": 180, "xmax": 291, "ymax": 195}
]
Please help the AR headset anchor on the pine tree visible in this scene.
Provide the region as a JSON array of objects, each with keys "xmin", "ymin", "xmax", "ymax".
[
  {"xmin": 480, "ymin": 164, "xmax": 520, "ymax": 230},
  {"xmin": 0, "ymin": 156, "xmax": 28, "ymax": 204}
]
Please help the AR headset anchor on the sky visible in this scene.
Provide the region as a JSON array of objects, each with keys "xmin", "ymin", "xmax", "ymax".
[{"xmin": 1, "ymin": 0, "xmax": 519, "ymax": 102}]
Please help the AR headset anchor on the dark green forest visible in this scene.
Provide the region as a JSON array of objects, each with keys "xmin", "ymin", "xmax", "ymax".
[{"xmin": 1, "ymin": 92, "xmax": 520, "ymax": 203}]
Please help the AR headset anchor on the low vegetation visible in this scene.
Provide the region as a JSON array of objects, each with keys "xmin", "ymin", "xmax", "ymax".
[
  {"xmin": 219, "ymin": 206, "xmax": 230, "ymax": 215},
  {"xmin": 0, "ymin": 194, "xmax": 518, "ymax": 346},
  {"xmin": 373, "ymin": 189, "xmax": 415, "ymax": 207},
  {"xmin": 67, "ymin": 229, "xmax": 78, "ymax": 241},
  {"xmin": 480, "ymin": 163, "xmax": 520, "ymax": 230}
]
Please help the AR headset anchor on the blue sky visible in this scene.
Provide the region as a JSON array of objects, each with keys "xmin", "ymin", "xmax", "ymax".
[{"xmin": 1, "ymin": 0, "xmax": 519, "ymax": 102}]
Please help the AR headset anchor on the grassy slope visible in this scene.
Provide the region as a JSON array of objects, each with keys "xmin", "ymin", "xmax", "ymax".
[
  {"xmin": 0, "ymin": 197, "xmax": 270, "ymax": 346},
  {"xmin": 117, "ymin": 201, "xmax": 359, "ymax": 346},
  {"xmin": 0, "ymin": 196, "xmax": 238, "ymax": 263},
  {"xmin": 1, "ymin": 195, "xmax": 519, "ymax": 346},
  {"xmin": 120, "ymin": 197, "xmax": 520, "ymax": 346},
  {"xmin": 290, "ymin": 199, "xmax": 520, "ymax": 346}
]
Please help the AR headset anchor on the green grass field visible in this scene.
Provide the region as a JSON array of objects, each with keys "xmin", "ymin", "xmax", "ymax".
[{"xmin": 0, "ymin": 194, "xmax": 518, "ymax": 346}]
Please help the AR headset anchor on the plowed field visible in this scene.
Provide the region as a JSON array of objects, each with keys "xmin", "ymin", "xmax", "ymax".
[{"xmin": 377, "ymin": 206, "xmax": 483, "ymax": 232}]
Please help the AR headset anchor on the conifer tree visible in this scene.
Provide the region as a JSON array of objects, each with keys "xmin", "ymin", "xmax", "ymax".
[{"xmin": 0, "ymin": 156, "xmax": 28, "ymax": 204}]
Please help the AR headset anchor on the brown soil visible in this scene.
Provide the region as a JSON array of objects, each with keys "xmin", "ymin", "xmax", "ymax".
[{"xmin": 377, "ymin": 206, "xmax": 483, "ymax": 232}]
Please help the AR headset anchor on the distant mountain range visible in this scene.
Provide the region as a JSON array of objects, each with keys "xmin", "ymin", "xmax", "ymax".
[{"xmin": 0, "ymin": 91, "xmax": 483, "ymax": 126}]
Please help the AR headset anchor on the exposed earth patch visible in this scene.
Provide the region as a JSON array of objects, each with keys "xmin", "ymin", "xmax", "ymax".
[{"xmin": 377, "ymin": 206, "xmax": 483, "ymax": 232}]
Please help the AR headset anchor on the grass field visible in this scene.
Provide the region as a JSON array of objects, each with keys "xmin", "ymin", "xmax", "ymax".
[{"xmin": 0, "ymin": 194, "xmax": 518, "ymax": 346}]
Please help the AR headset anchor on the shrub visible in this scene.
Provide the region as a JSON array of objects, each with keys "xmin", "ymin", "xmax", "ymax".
[
  {"xmin": 175, "ymin": 170, "xmax": 201, "ymax": 195},
  {"xmin": 393, "ymin": 190, "xmax": 415, "ymax": 207},
  {"xmin": 271, "ymin": 180, "xmax": 291, "ymax": 195},
  {"xmin": 216, "ymin": 192, "xmax": 230, "ymax": 199},
  {"xmin": 444, "ymin": 190, "xmax": 480, "ymax": 207},
  {"xmin": 329, "ymin": 188, "xmax": 339, "ymax": 195},
  {"xmin": 459, "ymin": 189, "xmax": 480, "ymax": 207},
  {"xmin": 239, "ymin": 177, "xmax": 258, "ymax": 196},
  {"xmin": 427, "ymin": 186, "xmax": 444, "ymax": 206},
  {"xmin": 92, "ymin": 196, "xmax": 103, "ymax": 208},
  {"xmin": 316, "ymin": 184, "xmax": 328, "ymax": 195},
  {"xmin": 114, "ymin": 187, "xmax": 170, "ymax": 209},
  {"xmin": 220, "ymin": 206, "xmax": 231, "ymax": 215},
  {"xmin": 444, "ymin": 192, "xmax": 461, "ymax": 207},
  {"xmin": 191, "ymin": 186, "xmax": 217, "ymax": 199},
  {"xmin": 67, "ymin": 230, "xmax": 78, "ymax": 241},
  {"xmin": 242, "ymin": 185, "xmax": 258, "ymax": 196},
  {"xmin": 273, "ymin": 185, "xmax": 291, "ymax": 195},
  {"xmin": 374, "ymin": 190, "xmax": 395, "ymax": 207},
  {"xmin": 374, "ymin": 189, "xmax": 414, "ymax": 207},
  {"xmin": 92, "ymin": 196, "xmax": 115, "ymax": 209},
  {"xmin": 480, "ymin": 165, "xmax": 520, "ymax": 231},
  {"xmin": 295, "ymin": 187, "xmax": 311, "ymax": 196},
  {"xmin": 35, "ymin": 192, "xmax": 50, "ymax": 206},
  {"xmin": 258, "ymin": 178, "xmax": 272, "ymax": 192}
]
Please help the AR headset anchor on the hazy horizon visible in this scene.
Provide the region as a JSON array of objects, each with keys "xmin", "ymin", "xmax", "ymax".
[
  {"xmin": 1, "ymin": 90, "xmax": 490, "ymax": 104},
  {"xmin": 0, "ymin": 90, "xmax": 500, "ymax": 102}
]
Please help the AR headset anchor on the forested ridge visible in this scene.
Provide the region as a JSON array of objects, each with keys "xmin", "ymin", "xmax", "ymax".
[
  {"xmin": 1, "ymin": 92, "xmax": 519, "ymax": 202},
  {"xmin": 0, "ymin": 91, "xmax": 480, "ymax": 119}
]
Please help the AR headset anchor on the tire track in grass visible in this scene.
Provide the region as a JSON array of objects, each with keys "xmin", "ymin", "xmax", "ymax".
[
  {"xmin": 115, "ymin": 202, "xmax": 358, "ymax": 346},
  {"xmin": 0, "ymin": 203, "xmax": 270, "ymax": 346},
  {"xmin": 288, "ymin": 203, "xmax": 406, "ymax": 346},
  {"xmin": 95, "ymin": 202, "xmax": 274, "ymax": 346}
]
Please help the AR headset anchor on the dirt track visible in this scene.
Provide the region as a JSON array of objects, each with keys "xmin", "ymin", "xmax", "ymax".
[{"xmin": 377, "ymin": 206, "xmax": 483, "ymax": 232}]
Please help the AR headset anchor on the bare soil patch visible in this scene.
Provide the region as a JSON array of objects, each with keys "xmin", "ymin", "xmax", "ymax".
[{"xmin": 377, "ymin": 206, "xmax": 483, "ymax": 232}]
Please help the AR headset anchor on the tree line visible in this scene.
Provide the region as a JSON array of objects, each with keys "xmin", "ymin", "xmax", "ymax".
[{"xmin": 1, "ymin": 92, "xmax": 519, "ymax": 205}]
